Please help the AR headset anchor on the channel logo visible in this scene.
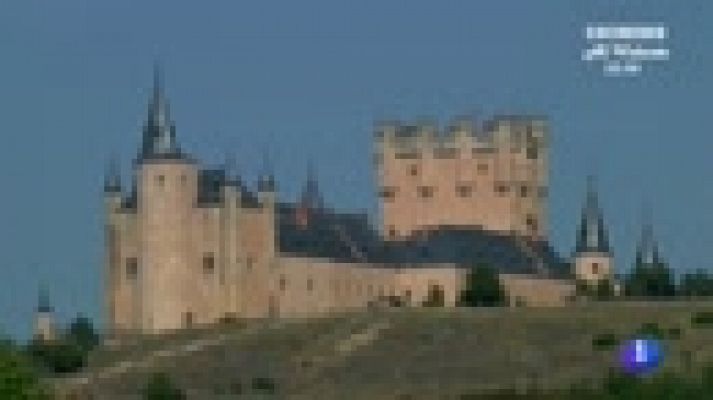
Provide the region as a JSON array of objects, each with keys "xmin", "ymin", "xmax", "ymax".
[{"xmin": 618, "ymin": 338, "xmax": 663, "ymax": 375}]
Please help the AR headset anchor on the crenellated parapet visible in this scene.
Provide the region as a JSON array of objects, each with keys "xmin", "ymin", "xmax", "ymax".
[{"xmin": 374, "ymin": 116, "xmax": 548, "ymax": 161}]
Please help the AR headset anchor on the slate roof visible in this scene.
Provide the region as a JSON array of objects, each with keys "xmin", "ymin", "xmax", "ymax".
[{"xmin": 277, "ymin": 204, "xmax": 570, "ymax": 278}]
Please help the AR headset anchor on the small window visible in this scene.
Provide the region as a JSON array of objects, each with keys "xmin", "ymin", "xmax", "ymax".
[
  {"xmin": 526, "ymin": 215, "xmax": 538, "ymax": 231},
  {"xmin": 180, "ymin": 174, "xmax": 187, "ymax": 186},
  {"xmin": 409, "ymin": 164, "xmax": 418, "ymax": 177},
  {"xmin": 417, "ymin": 186, "xmax": 434, "ymax": 199},
  {"xmin": 203, "ymin": 254, "xmax": 215, "ymax": 274},
  {"xmin": 495, "ymin": 184, "xmax": 509, "ymax": 195},
  {"xmin": 307, "ymin": 277, "xmax": 313, "ymax": 292},
  {"xmin": 477, "ymin": 163, "xmax": 489, "ymax": 174},
  {"xmin": 388, "ymin": 226, "xmax": 396, "ymax": 239},
  {"xmin": 246, "ymin": 257, "xmax": 254, "ymax": 272},
  {"xmin": 156, "ymin": 175, "xmax": 165, "ymax": 188},
  {"xmin": 456, "ymin": 185, "xmax": 473, "ymax": 198},
  {"xmin": 520, "ymin": 185, "xmax": 529, "ymax": 198},
  {"xmin": 592, "ymin": 263, "xmax": 600, "ymax": 276},
  {"xmin": 279, "ymin": 275, "xmax": 286, "ymax": 291},
  {"xmin": 526, "ymin": 146, "xmax": 538, "ymax": 160},
  {"xmin": 379, "ymin": 187, "xmax": 396, "ymax": 201},
  {"xmin": 125, "ymin": 258, "xmax": 138, "ymax": 280}
]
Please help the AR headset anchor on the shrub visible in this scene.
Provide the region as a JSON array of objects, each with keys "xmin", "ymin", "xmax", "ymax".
[
  {"xmin": 691, "ymin": 311, "xmax": 713, "ymax": 327},
  {"xmin": 668, "ymin": 326, "xmax": 682, "ymax": 340},
  {"xmin": 144, "ymin": 372, "xmax": 185, "ymax": 400},
  {"xmin": 0, "ymin": 341, "xmax": 49, "ymax": 399},
  {"xmin": 251, "ymin": 376, "xmax": 276, "ymax": 394},
  {"xmin": 592, "ymin": 332, "xmax": 618, "ymax": 350},
  {"xmin": 459, "ymin": 265, "xmax": 506, "ymax": 307},
  {"xmin": 635, "ymin": 322, "xmax": 665, "ymax": 340}
]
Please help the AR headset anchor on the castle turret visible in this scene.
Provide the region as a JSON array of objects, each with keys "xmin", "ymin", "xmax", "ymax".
[
  {"xmin": 136, "ymin": 66, "xmax": 198, "ymax": 332},
  {"xmin": 33, "ymin": 284, "xmax": 55, "ymax": 342},
  {"xmin": 139, "ymin": 64, "xmax": 182, "ymax": 160},
  {"xmin": 573, "ymin": 176, "xmax": 614, "ymax": 286}
]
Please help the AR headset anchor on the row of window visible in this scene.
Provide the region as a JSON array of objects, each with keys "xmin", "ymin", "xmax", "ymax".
[
  {"xmin": 390, "ymin": 146, "xmax": 540, "ymax": 161},
  {"xmin": 380, "ymin": 185, "xmax": 547, "ymax": 200},
  {"xmin": 404, "ymin": 163, "xmax": 491, "ymax": 178},
  {"xmin": 154, "ymin": 174, "xmax": 188, "ymax": 188},
  {"xmin": 277, "ymin": 274, "xmax": 389, "ymax": 297},
  {"xmin": 124, "ymin": 254, "xmax": 256, "ymax": 281},
  {"xmin": 385, "ymin": 214, "xmax": 539, "ymax": 239}
]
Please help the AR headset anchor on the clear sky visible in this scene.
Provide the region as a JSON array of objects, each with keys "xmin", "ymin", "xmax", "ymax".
[{"xmin": 1, "ymin": 1, "xmax": 711, "ymax": 341}]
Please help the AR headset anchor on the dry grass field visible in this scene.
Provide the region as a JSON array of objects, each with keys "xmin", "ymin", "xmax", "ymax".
[{"xmin": 52, "ymin": 301, "xmax": 713, "ymax": 399}]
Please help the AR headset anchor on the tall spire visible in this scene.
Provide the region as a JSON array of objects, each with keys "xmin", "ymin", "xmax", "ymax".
[
  {"xmin": 37, "ymin": 282, "xmax": 51, "ymax": 314},
  {"xmin": 636, "ymin": 203, "xmax": 662, "ymax": 267},
  {"xmin": 300, "ymin": 158, "xmax": 323, "ymax": 210},
  {"xmin": 575, "ymin": 175, "xmax": 610, "ymax": 254},
  {"xmin": 140, "ymin": 63, "xmax": 181, "ymax": 160}
]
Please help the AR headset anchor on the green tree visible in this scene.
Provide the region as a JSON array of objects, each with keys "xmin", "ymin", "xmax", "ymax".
[
  {"xmin": 0, "ymin": 340, "xmax": 49, "ymax": 399},
  {"xmin": 595, "ymin": 278, "xmax": 614, "ymax": 300},
  {"xmin": 66, "ymin": 314, "xmax": 99, "ymax": 352},
  {"xmin": 679, "ymin": 270, "xmax": 713, "ymax": 297},
  {"xmin": 27, "ymin": 315, "xmax": 98, "ymax": 375},
  {"xmin": 625, "ymin": 261, "xmax": 676, "ymax": 298},
  {"xmin": 459, "ymin": 265, "xmax": 506, "ymax": 307},
  {"xmin": 144, "ymin": 372, "xmax": 185, "ymax": 400}
]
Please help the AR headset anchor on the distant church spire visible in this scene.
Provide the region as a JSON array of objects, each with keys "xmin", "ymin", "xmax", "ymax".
[
  {"xmin": 575, "ymin": 175, "xmax": 610, "ymax": 254},
  {"xmin": 140, "ymin": 63, "xmax": 181, "ymax": 160},
  {"xmin": 299, "ymin": 159, "xmax": 323, "ymax": 210},
  {"xmin": 36, "ymin": 282, "xmax": 51, "ymax": 314},
  {"xmin": 635, "ymin": 203, "xmax": 662, "ymax": 267}
]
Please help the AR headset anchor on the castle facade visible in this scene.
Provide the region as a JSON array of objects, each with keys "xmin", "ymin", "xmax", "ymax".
[{"xmin": 104, "ymin": 71, "xmax": 578, "ymax": 335}]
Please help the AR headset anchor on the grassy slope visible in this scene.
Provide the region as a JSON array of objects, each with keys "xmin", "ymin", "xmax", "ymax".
[{"xmin": 53, "ymin": 302, "xmax": 713, "ymax": 399}]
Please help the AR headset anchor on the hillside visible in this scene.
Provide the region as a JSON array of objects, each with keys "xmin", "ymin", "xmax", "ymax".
[{"xmin": 52, "ymin": 302, "xmax": 713, "ymax": 399}]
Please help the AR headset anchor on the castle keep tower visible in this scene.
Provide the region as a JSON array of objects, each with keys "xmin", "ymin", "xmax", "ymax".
[
  {"xmin": 374, "ymin": 116, "xmax": 548, "ymax": 240},
  {"xmin": 135, "ymin": 68, "xmax": 199, "ymax": 332},
  {"xmin": 573, "ymin": 177, "xmax": 614, "ymax": 285}
]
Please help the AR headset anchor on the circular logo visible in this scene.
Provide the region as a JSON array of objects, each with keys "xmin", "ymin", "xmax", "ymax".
[{"xmin": 618, "ymin": 338, "xmax": 663, "ymax": 375}]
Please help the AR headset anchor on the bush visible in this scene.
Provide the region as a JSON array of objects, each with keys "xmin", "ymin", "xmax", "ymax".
[
  {"xmin": 691, "ymin": 311, "xmax": 713, "ymax": 327},
  {"xmin": 592, "ymin": 332, "xmax": 618, "ymax": 350},
  {"xmin": 144, "ymin": 372, "xmax": 185, "ymax": 400},
  {"xmin": 459, "ymin": 265, "xmax": 506, "ymax": 307},
  {"xmin": 27, "ymin": 340, "xmax": 86, "ymax": 374},
  {"xmin": 26, "ymin": 314, "xmax": 98, "ymax": 375},
  {"xmin": 0, "ymin": 340, "xmax": 49, "ymax": 399},
  {"xmin": 635, "ymin": 322, "xmax": 665, "ymax": 340},
  {"xmin": 251, "ymin": 376, "xmax": 276, "ymax": 394},
  {"xmin": 668, "ymin": 326, "xmax": 682, "ymax": 340}
]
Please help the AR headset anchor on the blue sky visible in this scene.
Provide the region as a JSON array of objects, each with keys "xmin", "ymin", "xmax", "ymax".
[{"xmin": 1, "ymin": 1, "xmax": 711, "ymax": 340}]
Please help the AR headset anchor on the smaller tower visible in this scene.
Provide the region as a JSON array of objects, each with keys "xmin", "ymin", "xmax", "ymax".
[
  {"xmin": 572, "ymin": 176, "xmax": 614, "ymax": 286},
  {"xmin": 33, "ymin": 284, "xmax": 55, "ymax": 342}
]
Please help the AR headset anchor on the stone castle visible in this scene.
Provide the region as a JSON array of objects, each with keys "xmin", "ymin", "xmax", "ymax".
[{"xmin": 95, "ymin": 69, "xmax": 658, "ymax": 335}]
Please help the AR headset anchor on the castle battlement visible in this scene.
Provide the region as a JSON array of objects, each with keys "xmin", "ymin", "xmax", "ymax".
[{"xmin": 375, "ymin": 116, "xmax": 548, "ymax": 158}]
